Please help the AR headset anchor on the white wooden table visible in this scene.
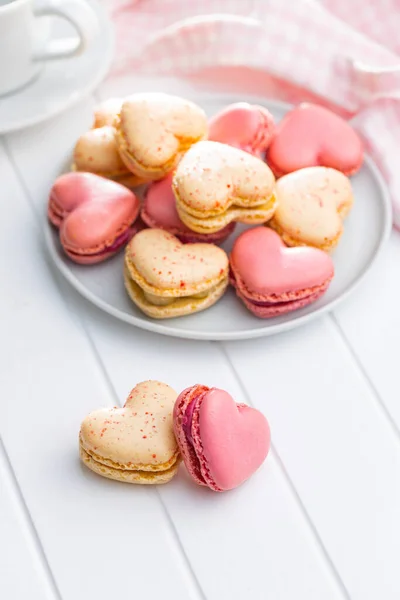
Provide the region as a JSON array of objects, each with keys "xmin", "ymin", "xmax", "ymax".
[{"xmin": 2, "ymin": 73, "xmax": 400, "ymax": 600}]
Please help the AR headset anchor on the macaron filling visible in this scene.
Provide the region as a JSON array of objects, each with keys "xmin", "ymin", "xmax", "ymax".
[{"xmin": 182, "ymin": 396, "xmax": 200, "ymax": 446}]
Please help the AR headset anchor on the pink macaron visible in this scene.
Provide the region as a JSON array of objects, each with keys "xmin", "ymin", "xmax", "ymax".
[
  {"xmin": 173, "ymin": 384, "xmax": 270, "ymax": 492},
  {"xmin": 208, "ymin": 102, "xmax": 275, "ymax": 156},
  {"xmin": 141, "ymin": 174, "xmax": 235, "ymax": 244},
  {"xmin": 266, "ymin": 103, "xmax": 363, "ymax": 177},
  {"xmin": 230, "ymin": 227, "xmax": 334, "ymax": 318},
  {"xmin": 48, "ymin": 172, "xmax": 140, "ymax": 264}
]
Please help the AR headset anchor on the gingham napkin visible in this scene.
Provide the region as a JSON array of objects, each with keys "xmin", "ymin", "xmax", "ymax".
[{"xmin": 104, "ymin": 0, "xmax": 400, "ymax": 228}]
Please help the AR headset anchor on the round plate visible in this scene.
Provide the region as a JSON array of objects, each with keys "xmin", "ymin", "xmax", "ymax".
[
  {"xmin": 44, "ymin": 95, "xmax": 392, "ymax": 341},
  {"xmin": 0, "ymin": 0, "xmax": 113, "ymax": 134}
]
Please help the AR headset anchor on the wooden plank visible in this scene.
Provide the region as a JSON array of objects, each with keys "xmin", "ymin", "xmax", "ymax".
[
  {"xmin": 333, "ymin": 233, "xmax": 400, "ymax": 429},
  {"xmin": 0, "ymin": 440, "xmax": 56, "ymax": 600},
  {"xmin": 222, "ymin": 318, "xmax": 400, "ymax": 600}
]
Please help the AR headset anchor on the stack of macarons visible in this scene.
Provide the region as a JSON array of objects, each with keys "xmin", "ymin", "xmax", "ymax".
[
  {"xmin": 48, "ymin": 93, "xmax": 363, "ymax": 319},
  {"xmin": 80, "ymin": 380, "xmax": 271, "ymax": 493}
]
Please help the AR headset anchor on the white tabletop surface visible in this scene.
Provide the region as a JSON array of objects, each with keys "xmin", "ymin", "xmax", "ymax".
[{"xmin": 2, "ymin": 72, "xmax": 400, "ymax": 600}]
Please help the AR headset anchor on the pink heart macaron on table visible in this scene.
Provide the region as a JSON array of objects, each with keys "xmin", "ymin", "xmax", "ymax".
[
  {"xmin": 266, "ymin": 103, "xmax": 364, "ymax": 177},
  {"xmin": 230, "ymin": 227, "xmax": 335, "ymax": 318},
  {"xmin": 173, "ymin": 384, "xmax": 271, "ymax": 492},
  {"xmin": 48, "ymin": 172, "xmax": 140, "ymax": 264}
]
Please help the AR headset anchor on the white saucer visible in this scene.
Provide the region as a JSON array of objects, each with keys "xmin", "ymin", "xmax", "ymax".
[
  {"xmin": 44, "ymin": 95, "xmax": 392, "ymax": 341},
  {"xmin": 0, "ymin": 0, "xmax": 113, "ymax": 134}
]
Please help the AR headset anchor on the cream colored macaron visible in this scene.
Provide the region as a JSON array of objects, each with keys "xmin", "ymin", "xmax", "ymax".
[
  {"xmin": 124, "ymin": 228, "xmax": 229, "ymax": 319},
  {"xmin": 72, "ymin": 126, "xmax": 144, "ymax": 187},
  {"xmin": 269, "ymin": 166, "xmax": 354, "ymax": 251},
  {"xmin": 93, "ymin": 97, "xmax": 124, "ymax": 128},
  {"xmin": 115, "ymin": 93, "xmax": 208, "ymax": 181},
  {"xmin": 79, "ymin": 380, "xmax": 180, "ymax": 484},
  {"xmin": 173, "ymin": 141, "xmax": 277, "ymax": 234}
]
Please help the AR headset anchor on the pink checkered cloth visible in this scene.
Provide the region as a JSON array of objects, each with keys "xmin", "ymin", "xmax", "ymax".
[{"xmin": 104, "ymin": 0, "xmax": 400, "ymax": 228}]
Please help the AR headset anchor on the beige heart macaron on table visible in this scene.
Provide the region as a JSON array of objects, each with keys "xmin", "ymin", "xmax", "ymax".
[{"xmin": 79, "ymin": 381, "xmax": 180, "ymax": 484}]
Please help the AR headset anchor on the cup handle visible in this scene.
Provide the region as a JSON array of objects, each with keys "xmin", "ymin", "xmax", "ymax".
[{"xmin": 33, "ymin": 0, "xmax": 100, "ymax": 61}]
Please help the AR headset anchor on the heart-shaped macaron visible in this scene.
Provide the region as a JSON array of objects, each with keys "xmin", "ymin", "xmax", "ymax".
[
  {"xmin": 48, "ymin": 172, "xmax": 140, "ymax": 264},
  {"xmin": 230, "ymin": 228, "xmax": 334, "ymax": 317},
  {"xmin": 267, "ymin": 103, "xmax": 363, "ymax": 177},
  {"xmin": 208, "ymin": 102, "xmax": 275, "ymax": 155},
  {"xmin": 141, "ymin": 174, "xmax": 235, "ymax": 244},
  {"xmin": 173, "ymin": 140, "xmax": 277, "ymax": 234},
  {"xmin": 124, "ymin": 228, "xmax": 229, "ymax": 318},
  {"xmin": 115, "ymin": 93, "xmax": 208, "ymax": 181},
  {"xmin": 270, "ymin": 166, "xmax": 353, "ymax": 251},
  {"xmin": 72, "ymin": 126, "xmax": 143, "ymax": 188},
  {"xmin": 80, "ymin": 380, "xmax": 180, "ymax": 484},
  {"xmin": 92, "ymin": 97, "xmax": 123, "ymax": 129},
  {"xmin": 174, "ymin": 384, "xmax": 270, "ymax": 491}
]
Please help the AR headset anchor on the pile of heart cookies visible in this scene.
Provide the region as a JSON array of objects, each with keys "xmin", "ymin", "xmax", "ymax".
[
  {"xmin": 48, "ymin": 93, "xmax": 363, "ymax": 320},
  {"xmin": 79, "ymin": 380, "xmax": 271, "ymax": 492}
]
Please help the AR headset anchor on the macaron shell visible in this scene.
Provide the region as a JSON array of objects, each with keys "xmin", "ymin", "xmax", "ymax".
[
  {"xmin": 73, "ymin": 126, "xmax": 129, "ymax": 177},
  {"xmin": 93, "ymin": 97, "xmax": 124, "ymax": 128},
  {"xmin": 48, "ymin": 172, "xmax": 92, "ymax": 226},
  {"xmin": 230, "ymin": 228, "xmax": 334, "ymax": 297},
  {"xmin": 271, "ymin": 166, "xmax": 353, "ymax": 251},
  {"xmin": 143, "ymin": 174, "xmax": 192, "ymax": 232},
  {"xmin": 61, "ymin": 187, "xmax": 139, "ymax": 252},
  {"xmin": 208, "ymin": 102, "xmax": 275, "ymax": 154},
  {"xmin": 80, "ymin": 381, "xmax": 179, "ymax": 469},
  {"xmin": 173, "ymin": 141, "xmax": 275, "ymax": 214},
  {"xmin": 197, "ymin": 389, "xmax": 270, "ymax": 491},
  {"xmin": 125, "ymin": 229, "xmax": 229, "ymax": 295},
  {"xmin": 267, "ymin": 103, "xmax": 363, "ymax": 176},
  {"xmin": 116, "ymin": 93, "xmax": 207, "ymax": 178}
]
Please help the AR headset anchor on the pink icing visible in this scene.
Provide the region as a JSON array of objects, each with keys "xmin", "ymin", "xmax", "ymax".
[
  {"xmin": 230, "ymin": 228, "xmax": 334, "ymax": 296},
  {"xmin": 56, "ymin": 172, "xmax": 140, "ymax": 251},
  {"xmin": 267, "ymin": 103, "xmax": 363, "ymax": 176},
  {"xmin": 208, "ymin": 102, "xmax": 275, "ymax": 154},
  {"xmin": 198, "ymin": 389, "xmax": 270, "ymax": 491}
]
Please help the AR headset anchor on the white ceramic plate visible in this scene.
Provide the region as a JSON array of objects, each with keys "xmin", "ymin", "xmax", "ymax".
[
  {"xmin": 0, "ymin": 0, "xmax": 113, "ymax": 134},
  {"xmin": 44, "ymin": 95, "xmax": 392, "ymax": 341}
]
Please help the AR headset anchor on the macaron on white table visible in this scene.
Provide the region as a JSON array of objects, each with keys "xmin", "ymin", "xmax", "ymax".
[{"xmin": 2, "ymin": 69, "xmax": 400, "ymax": 600}]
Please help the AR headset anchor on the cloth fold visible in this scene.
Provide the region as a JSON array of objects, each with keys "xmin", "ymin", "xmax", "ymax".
[{"xmin": 104, "ymin": 0, "xmax": 400, "ymax": 227}]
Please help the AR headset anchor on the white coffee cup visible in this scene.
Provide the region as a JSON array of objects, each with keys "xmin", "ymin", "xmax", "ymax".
[{"xmin": 0, "ymin": 0, "xmax": 100, "ymax": 97}]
